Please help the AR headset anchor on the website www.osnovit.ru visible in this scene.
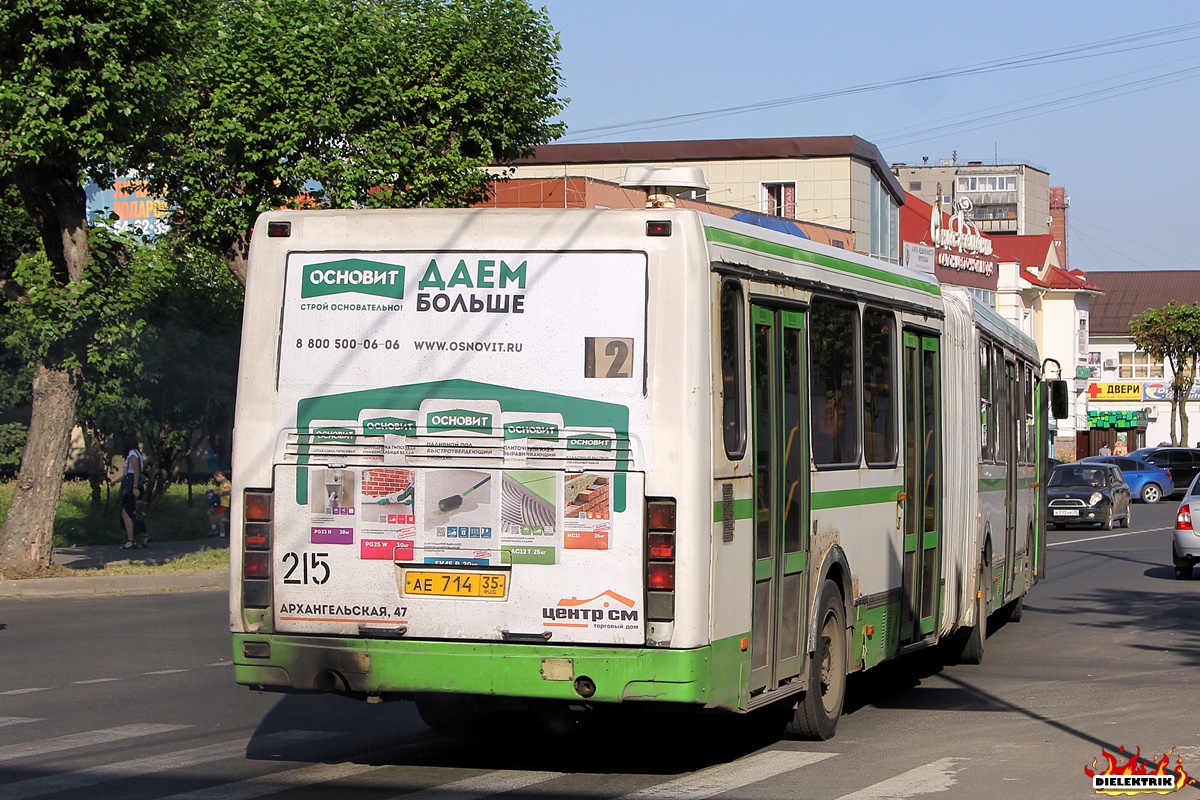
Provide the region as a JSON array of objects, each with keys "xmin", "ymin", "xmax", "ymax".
[{"xmin": 413, "ymin": 340, "xmax": 523, "ymax": 353}]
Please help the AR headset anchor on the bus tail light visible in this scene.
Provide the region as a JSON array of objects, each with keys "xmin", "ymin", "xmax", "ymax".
[
  {"xmin": 242, "ymin": 490, "xmax": 273, "ymax": 609},
  {"xmin": 1177, "ymin": 508, "xmax": 1193, "ymax": 531},
  {"xmin": 648, "ymin": 562, "xmax": 675, "ymax": 590},
  {"xmin": 646, "ymin": 498, "xmax": 676, "ymax": 623}
]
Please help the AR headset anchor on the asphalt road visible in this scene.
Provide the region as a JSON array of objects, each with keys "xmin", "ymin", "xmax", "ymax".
[{"xmin": 0, "ymin": 499, "xmax": 1196, "ymax": 799}]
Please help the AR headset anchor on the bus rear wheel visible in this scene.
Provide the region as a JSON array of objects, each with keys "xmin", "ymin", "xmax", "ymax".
[
  {"xmin": 786, "ymin": 581, "xmax": 846, "ymax": 741},
  {"xmin": 956, "ymin": 565, "xmax": 989, "ymax": 665},
  {"xmin": 416, "ymin": 694, "xmax": 475, "ymax": 736}
]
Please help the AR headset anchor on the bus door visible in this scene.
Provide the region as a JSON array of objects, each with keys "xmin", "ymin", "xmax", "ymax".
[
  {"xmin": 901, "ymin": 331, "xmax": 941, "ymax": 643},
  {"xmin": 749, "ymin": 305, "xmax": 809, "ymax": 693},
  {"xmin": 1002, "ymin": 359, "xmax": 1018, "ymax": 596}
]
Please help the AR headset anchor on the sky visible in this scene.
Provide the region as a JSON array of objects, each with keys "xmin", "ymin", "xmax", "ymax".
[{"xmin": 537, "ymin": 1, "xmax": 1200, "ymax": 272}]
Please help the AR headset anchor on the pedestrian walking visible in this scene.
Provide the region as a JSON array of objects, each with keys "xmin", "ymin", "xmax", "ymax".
[
  {"xmin": 208, "ymin": 469, "xmax": 232, "ymax": 537},
  {"xmin": 119, "ymin": 434, "xmax": 147, "ymax": 549}
]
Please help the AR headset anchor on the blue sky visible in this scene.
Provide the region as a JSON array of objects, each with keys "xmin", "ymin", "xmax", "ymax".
[{"xmin": 538, "ymin": 1, "xmax": 1200, "ymax": 272}]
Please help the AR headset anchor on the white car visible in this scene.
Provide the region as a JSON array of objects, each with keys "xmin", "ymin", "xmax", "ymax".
[{"xmin": 1172, "ymin": 473, "xmax": 1200, "ymax": 580}]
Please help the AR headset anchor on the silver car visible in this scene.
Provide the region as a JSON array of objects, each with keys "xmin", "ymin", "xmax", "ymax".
[{"xmin": 1173, "ymin": 473, "xmax": 1200, "ymax": 580}]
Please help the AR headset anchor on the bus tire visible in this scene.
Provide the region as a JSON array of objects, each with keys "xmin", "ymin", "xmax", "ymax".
[
  {"xmin": 415, "ymin": 694, "xmax": 474, "ymax": 736},
  {"xmin": 786, "ymin": 581, "xmax": 847, "ymax": 741},
  {"xmin": 1001, "ymin": 595, "xmax": 1023, "ymax": 623},
  {"xmin": 958, "ymin": 565, "xmax": 988, "ymax": 665}
]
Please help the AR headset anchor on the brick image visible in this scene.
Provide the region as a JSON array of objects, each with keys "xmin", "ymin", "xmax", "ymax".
[{"xmin": 361, "ymin": 468, "xmax": 414, "ymax": 499}]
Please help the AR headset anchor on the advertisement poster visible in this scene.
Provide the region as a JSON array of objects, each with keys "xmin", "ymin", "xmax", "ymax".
[{"xmin": 269, "ymin": 249, "xmax": 648, "ymax": 644}]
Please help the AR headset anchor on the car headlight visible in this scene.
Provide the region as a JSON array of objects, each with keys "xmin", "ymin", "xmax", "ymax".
[{"xmin": 1089, "ymin": 492, "xmax": 1103, "ymax": 506}]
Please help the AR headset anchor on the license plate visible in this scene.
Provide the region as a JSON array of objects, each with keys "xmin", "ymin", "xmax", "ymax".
[
  {"xmin": 403, "ymin": 570, "xmax": 507, "ymax": 598},
  {"xmin": 1052, "ymin": 509, "xmax": 1079, "ymax": 517}
]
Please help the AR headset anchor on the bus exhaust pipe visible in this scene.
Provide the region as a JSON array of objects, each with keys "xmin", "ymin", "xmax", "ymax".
[
  {"xmin": 314, "ymin": 670, "xmax": 345, "ymax": 694},
  {"xmin": 573, "ymin": 676, "xmax": 596, "ymax": 699}
]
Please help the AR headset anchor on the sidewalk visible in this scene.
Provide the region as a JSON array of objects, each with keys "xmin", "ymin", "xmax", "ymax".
[{"xmin": 0, "ymin": 536, "xmax": 229, "ymax": 599}]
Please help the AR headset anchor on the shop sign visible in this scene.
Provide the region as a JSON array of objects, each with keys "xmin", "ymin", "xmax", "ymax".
[
  {"xmin": 1087, "ymin": 382, "xmax": 1143, "ymax": 401},
  {"xmin": 931, "ymin": 194, "xmax": 993, "ymax": 256},
  {"xmin": 935, "ymin": 249, "xmax": 995, "ymax": 277}
]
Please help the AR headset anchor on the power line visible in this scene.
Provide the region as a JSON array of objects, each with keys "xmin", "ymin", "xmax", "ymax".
[
  {"xmin": 874, "ymin": 64, "xmax": 1200, "ymax": 149},
  {"xmin": 558, "ymin": 21, "xmax": 1200, "ymax": 141}
]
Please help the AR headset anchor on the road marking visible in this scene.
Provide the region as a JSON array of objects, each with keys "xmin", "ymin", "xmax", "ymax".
[
  {"xmin": 0, "ymin": 730, "xmax": 327, "ymax": 800},
  {"xmin": 1048, "ymin": 527, "xmax": 1171, "ymax": 547},
  {"xmin": 73, "ymin": 678, "xmax": 121, "ymax": 685},
  {"xmin": 160, "ymin": 760, "xmax": 392, "ymax": 800},
  {"xmin": 0, "ymin": 723, "xmax": 187, "ymax": 763},
  {"xmin": 0, "ymin": 688, "xmax": 49, "ymax": 696},
  {"xmin": 144, "ymin": 669, "xmax": 189, "ymax": 675},
  {"xmin": 0, "ymin": 718, "xmax": 40, "ymax": 728},
  {"xmin": 380, "ymin": 769, "xmax": 564, "ymax": 800},
  {"xmin": 614, "ymin": 750, "xmax": 838, "ymax": 799},
  {"xmin": 834, "ymin": 757, "xmax": 968, "ymax": 799}
]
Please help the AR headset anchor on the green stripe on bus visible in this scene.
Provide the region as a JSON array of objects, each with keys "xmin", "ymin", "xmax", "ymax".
[
  {"xmin": 811, "ymin": 484, "xmax": 903, "ymax": 509},
  {"xmin": 978, "ymin": 477, "xmax": 1006, "ymax": 493},
  {"xmin": 713, "ymin": 498, "xmax": 755, "ymax": 522},
  {"xmin": 704, "ymin": 226, "xmax": 940, "ymax": 296}
]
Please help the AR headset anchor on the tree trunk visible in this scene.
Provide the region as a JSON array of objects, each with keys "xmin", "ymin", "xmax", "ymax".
[
  {"xmin": 223, "ymin": 233, "xmax": 249, "ymax": 285},
  {"xmin": 1182, "ymin": 355, "xmax": 1196, "ymax": 447},
  {"xmin": 1170, "ymin": 397, "xmax": 1179, "ymax": 445},
  {"xmin": 0, "ymin": 364, "xmax": 80, "ymax": 574}
]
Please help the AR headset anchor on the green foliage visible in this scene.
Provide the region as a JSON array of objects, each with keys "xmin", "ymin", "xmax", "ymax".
[
  {"xmin": 4, "ymin": 226, "xmax": 171, "ymax": 381},
  {"xmin": 128, "ymin": 236, "xmax": 243, "ymax": 484},
  {"xmin": 1130, "ymin": 301, "xmax": 1200, "ymax": 443},
  {"xmin": 140, "ymin": 0, "xmax": 567, "ymax": 270},
  {"xmin": 1129, "ymin": 302, "xmax": 1200, "ymax": 388},
  {"xmin": 0, "ymin": 423, "xmax": 26, "ymax": 474},
  {"xmin": 0, "ymin": 0, "xmax": 199, "ymax": 195},
  {"xmin": 0, "ymin": 182, "xmax": 40, "ymax": 282}
]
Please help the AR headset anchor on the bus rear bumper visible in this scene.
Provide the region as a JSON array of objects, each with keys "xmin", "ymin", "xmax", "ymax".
[{"xmin": 232, "ymin": 633, "xmax": 725, "ymax": 707}]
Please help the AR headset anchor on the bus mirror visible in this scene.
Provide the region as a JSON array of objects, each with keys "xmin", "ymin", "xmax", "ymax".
[{"xmin": 1049, "ymin": 379, "xmax": 1069, "ymax": 419}]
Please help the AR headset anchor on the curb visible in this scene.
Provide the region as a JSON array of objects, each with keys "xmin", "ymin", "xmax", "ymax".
[{"xmin": 0, "ymin": 569, "xmax": 228, "ymax": 599}]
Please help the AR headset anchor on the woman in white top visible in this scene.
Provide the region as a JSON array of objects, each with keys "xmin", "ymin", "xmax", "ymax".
[{"xmin": 120, "ymin": 433, "xmax": 144, "ymax": 549}]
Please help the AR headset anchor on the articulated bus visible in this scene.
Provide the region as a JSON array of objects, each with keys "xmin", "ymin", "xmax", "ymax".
[{"xmin": 229, "ymin": 208, "xmax": 1066, "ymax": 739}]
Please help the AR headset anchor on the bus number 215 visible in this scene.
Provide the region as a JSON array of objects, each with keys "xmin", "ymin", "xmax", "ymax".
[{"xmin": 282, "ymin": 552, "xmax": 330, "ymax": 585}]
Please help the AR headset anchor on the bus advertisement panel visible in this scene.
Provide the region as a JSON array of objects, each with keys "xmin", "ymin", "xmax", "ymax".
[{"xmin": 269, "ymin": 250, "xmax": 648, "ymax": 645}]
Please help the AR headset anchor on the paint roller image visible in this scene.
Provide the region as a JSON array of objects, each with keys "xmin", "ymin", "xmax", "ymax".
[{"xmin": 438, "ymin": 475, "xmax": 491, "ymax": 512}]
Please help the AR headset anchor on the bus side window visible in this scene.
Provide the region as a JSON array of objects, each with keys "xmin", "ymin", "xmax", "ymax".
[
  {"xmin": 979, "ymin": 341, "xmax": 993, "ymax": 461},
  {"xmin": 720, "ymin": 279, "xmax": 746, "ymax": 460},
  {"xmin": 810, "ymin": 297, "xmax": 860, "ymax": 467},
  {"xmin": 863, "ymin": 307, "xmax": 896, "ymax": 466}
]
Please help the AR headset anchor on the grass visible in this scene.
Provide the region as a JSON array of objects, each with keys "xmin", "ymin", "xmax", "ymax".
[
  {"xmin": 0, "ymin": 546, "xmax": 229, "ymax": 581},
  {"xmin": 0, "ymin": 478, "xmax": 220, "ymax": 547},
  {"xmin": 0, "ymin": 479, "xmax": 228, "ymax": 579}
]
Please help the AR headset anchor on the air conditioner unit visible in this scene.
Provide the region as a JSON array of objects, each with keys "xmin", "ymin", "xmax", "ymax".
[{"xmin": 1103, "ymin": 359, "xmax": 1115, "ymax": 369}]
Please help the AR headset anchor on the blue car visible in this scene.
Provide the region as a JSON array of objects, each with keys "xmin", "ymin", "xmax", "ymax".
[{"xmin": 1078, "ymin": 455, "xmax": 1173, "ymax": 504}]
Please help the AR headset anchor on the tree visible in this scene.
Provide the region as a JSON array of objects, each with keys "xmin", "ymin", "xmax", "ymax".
[
  {"xmin": 127, "ymin": 237, "xmax": 243, "ymax": 504},
  {"xmin": 0, "ymin": 0, "xmax": 197, "ymax": 572},
  {"xmin": 1129, "ymin": 302, "xmax": 1200, "ymax": 447},
  {"xmin": 141, "ymin": 0, "xmax": 567, "ymax": 283}
]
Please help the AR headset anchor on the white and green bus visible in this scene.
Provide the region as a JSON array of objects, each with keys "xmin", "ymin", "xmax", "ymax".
[{"xmin": 229, "ymin": 207, "xmax": 1065, "ymax": 739}]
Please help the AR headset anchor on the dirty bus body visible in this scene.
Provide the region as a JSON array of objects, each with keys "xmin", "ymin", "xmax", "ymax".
[{"xmin": 230, "ymin": 208, "xmax": 1056, "ymax": 739}]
